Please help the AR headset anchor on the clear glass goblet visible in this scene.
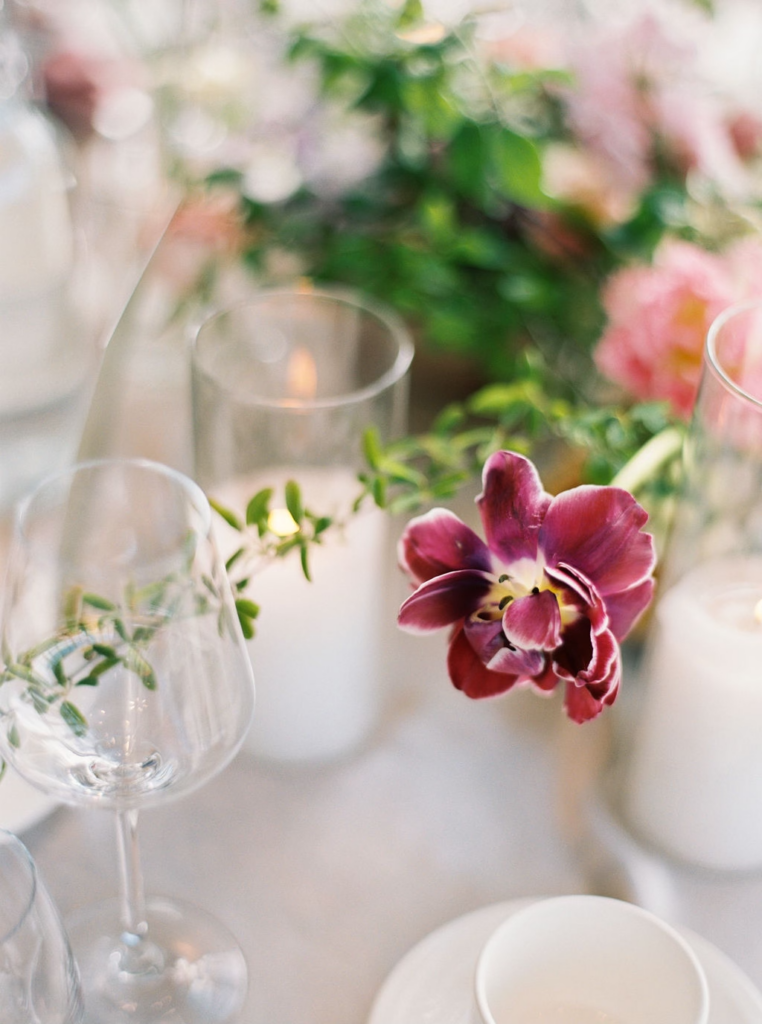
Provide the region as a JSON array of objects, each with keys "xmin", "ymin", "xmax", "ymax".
[
  {"xmin": 0, "ymin": 458, "xmax": 255, "ymax": 1023},
  {"xmin": 0, "ymin": 828, "xmax": 83, "ymax": 1023}
]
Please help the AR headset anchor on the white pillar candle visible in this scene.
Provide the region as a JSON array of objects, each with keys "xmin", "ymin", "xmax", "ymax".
[
  {"xmin": 623, "ymin": 555, "xmax": 762, "ymax": 870},
  {"xmin": 213, "ymin": 467, "xmax": 389, "ymax": 763}
]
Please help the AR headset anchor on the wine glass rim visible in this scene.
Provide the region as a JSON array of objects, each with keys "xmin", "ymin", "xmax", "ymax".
[
  {"xmin": 0, "ymin": 828, "xmax": 37, "ymax": 946},
  {"xmin": 13, "ymin": 457, "xmax": 213, "ymax": 546},
  {"xmin": 191, "ymin": 285, "xmax": 415, "ymax": 411},
  {"xmin": 706, "ymin": 298, "xmax": 762, "ymax": 411}
]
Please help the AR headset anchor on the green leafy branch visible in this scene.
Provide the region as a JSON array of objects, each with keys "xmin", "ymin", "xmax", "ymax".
[
  {"xmin": 208, "ymin": 367, "xmax": 682, "ymax": 601},
  {"xmin": 210, "ymin": 480, "xmax": 336, "ymax": 637},
  {"xmin": 0, "ymin": 561, "xmax": 238, "ymax": 746}
]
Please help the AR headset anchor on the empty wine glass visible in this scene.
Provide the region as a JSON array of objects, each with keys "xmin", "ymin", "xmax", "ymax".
[
  {"xmin": 0, "ymin": 828, "xmax": 83, "ymax": 1023},
  {"xmin": 0, "ymin": 458, "xmax": 255, "ymax": 1023}
]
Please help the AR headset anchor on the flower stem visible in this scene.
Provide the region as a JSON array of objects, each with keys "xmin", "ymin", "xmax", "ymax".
[{"xmin": 611, "ymin": 425, "xmax": 684, "ymax": 495}]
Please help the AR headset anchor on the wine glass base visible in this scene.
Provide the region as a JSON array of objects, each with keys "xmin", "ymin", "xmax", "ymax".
[{"xmin": 66, "ymin": 895, "xmax": 248, "ymax": 1024}]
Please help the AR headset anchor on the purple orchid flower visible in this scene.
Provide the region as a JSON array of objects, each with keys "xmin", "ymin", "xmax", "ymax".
[{"xmin": 397, "ymin": 451, "xmax": 656, "ymax": 723}]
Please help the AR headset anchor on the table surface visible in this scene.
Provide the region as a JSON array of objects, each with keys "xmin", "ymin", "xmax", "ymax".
[{"xmin": 8, "ymin": 235, "xmax": 762, "ymax": 1024}]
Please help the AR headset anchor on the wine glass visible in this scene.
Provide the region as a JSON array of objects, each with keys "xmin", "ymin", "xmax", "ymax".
[
  {"xmin": 0, "ymin": 828, "xmax": 83, "ymax": 1023},
  {"xmin": 0, "ymin": 458, "xmax": 255, "ymax": 1023}
]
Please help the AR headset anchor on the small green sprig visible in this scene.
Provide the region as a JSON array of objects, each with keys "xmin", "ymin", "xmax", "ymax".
[
  {"xmin": 210, "ymin": 479, "xmax": 337, "ymax": 635},
  {"xmin": 0, "ymin": 558, "xmax": 239, "ymax": 746}
]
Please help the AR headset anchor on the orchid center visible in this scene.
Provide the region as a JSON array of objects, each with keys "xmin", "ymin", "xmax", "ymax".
[{"xmin": 474, "ymin": 557, "xmax": 547, "ymax": 623}]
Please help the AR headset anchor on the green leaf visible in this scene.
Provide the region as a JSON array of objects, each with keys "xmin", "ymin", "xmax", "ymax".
[
  {"xmin": 447, "ymin": 122, "xmax": 487, "ymax": 204},
  {"xmin": 62, "ymin": 585, "xmax": 83, "ymax": 626},
  {"xmin": 235, "ymin": 598, "xmax": 260, "ymax": 620},
  {"xmin": 89, "ymin": 657, "xmax": 120, "ymax": 679},
  {"xmin": 225, "ymin": 547, "xmax": 245, "ymax": 573},
  {"xmin": 7, "ymin": 663, "xmax": 46, "ymax": 688},
  {"xmin": 379, "ymin": 459, "xmax": 426, "ymax": 486},
  {"xmin": 285, "ymin": 480, "xmax": 303, "ymax": 524},
  {"xmin": 123, "ymin": 649, "xmax": 157, "ymax": 690},
  {"xmin": 7, "ymin": 725, "xmax": 19, "ymax": 748},
  {"xmin": 312, "ymin": 516, "xmax": 332, "ymax": 536},
  {"xmin": 299, "ymin": 541, "xmax": 312, "ymax": 582},
  {"xmin": 362, "ymin": 427, "xmax": 383, "ymax": 471},
  {"xmin": 372, "ymin": 476, "xmax": 387, "ymax": 508},
  {"xmin": 60, "ymin": 701, "xmax": 88, "ymax": 737},
  {"xmin": 488, "ymin": 128, "xmax": 547, "ymax": 208},
  {"xmin": 396, "ymin": 0, "xmax": 424, "ymax": 30},
  {"xmin": 92, "ymin": 643, "xmax": 117, "ymax": 658},
  {"xmin": 209, "ymin": 498, "xmax": 243, "ymax": 531},
  {"xmin": 245, "ymin": 488, "xmax": 273, "ymax": 526},
  {"xmin": 238, "ymin": 613, "xmax": 254, "ymax": 640},
  {"xmin": 432, "ymin": 403, "xmax": 466, "ymax": 434},
  {"xmin": 82, "ymin": 593, "xmax": 116, "ymax": 612},
  {"xmin": 52, "ymin": 658, "xmax": 67, "ymax": 687}
]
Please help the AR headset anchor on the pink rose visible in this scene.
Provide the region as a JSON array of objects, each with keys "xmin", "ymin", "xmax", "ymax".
[{"xmin": 593, "ymin": 239, "xmax": 758, "ymax": 419}]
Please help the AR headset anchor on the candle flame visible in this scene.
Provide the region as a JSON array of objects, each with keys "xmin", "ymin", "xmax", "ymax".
[
  {"xmin": 268, "ymin": 508, "xmax": 300, "ymax": 537},
  {"xmin": 286, "ymin": 346, "xmax": 317, "ymax": 400},
  {"xmin": 754, "ymin": 598, "xmax": 762, "ymax": 625}
]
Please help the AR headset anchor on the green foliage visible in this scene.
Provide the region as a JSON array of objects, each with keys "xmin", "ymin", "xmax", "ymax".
[{"xmin": 0, "ymin": 568, "xmax": 239, "ymax": 741}]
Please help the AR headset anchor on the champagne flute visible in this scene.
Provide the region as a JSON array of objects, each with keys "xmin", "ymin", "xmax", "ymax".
[
  {"xmin": 0, "ymin": 828, "xmax": 83, "ymax": 1023},
  {"xmin": 0, "ymin": 458, "xmax": 255, "ymax": 1023}
]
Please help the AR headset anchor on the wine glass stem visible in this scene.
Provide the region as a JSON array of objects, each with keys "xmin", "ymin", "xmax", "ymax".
[{"xmin": 116, "ymin": 808, "xmax": 147, "ymax": 942}]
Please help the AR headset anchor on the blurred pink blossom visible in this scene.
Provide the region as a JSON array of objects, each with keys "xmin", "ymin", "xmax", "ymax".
[
  {"xmin": 593, "ymin": 240, "xmax": 750, "ymax": 419},
  {"xmin": 481, "ymin": 23, "xmax": 566, "ymax": 72},
  {"xmin": 153, "ymin": 190, "xmax": 247, "ymax": 294},
  {"xmin": 562, "ymin": 5, "xmax": 755, "ymax": 200},
  {"xmin": 542, "ymin": 144, "xmax": 639, "ymax": 227}
]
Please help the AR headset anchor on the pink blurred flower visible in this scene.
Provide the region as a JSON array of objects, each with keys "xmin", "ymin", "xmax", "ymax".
[
  {"xmin": 561, "ymin": 5, "xmax": 755, "ymax": 200},
  {"xmin": 481, "ymin": 23, "xmax": 566, "ymax": 72},
  {"xmin": 398, "ymin": 451, "xmax": 655, "ymax": 723},
  {"xmin": 561, "ymin": 10, "xmax": 689, "ymax": 195},
  {"xmin": 542, "ymin": 144, "xmax": 638, "ymax": 227},
  {"xmin": 593, "ymin": 239, "xmax": 752, "ymax": 419},
  {"xmin": 153, "ymin": 191, "xmax": 247, "ymax": 294}
]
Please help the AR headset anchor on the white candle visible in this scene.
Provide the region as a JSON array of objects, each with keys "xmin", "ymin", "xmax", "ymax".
[
  {"xmin": 622, "ymin": 555, "xmax": 762, "ymax": 870},
  {"xmin": 213, "ymin": 467, "xmax": 389, "ymax": 763}
]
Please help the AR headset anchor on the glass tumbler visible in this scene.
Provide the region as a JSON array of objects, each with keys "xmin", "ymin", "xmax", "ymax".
[
  {"xmin": 192, "ymin": 286, "xmax": 413, "ymax": 762},
  {"xmin": 0, "ymin": 828, "xmax": 83, "ymax": 1023}
]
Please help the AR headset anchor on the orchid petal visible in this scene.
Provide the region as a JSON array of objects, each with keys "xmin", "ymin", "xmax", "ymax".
[
  {"xmin": 398, "ymin": 570, "xmax": 492, "ymax": 633},
  {"xmin": 398, "ymin": 508, "xmax": 492, "ymax": 584},
  {"xmin": 564, "ymin": 682, "xmax": 610, "ymax": 723},
  {"xmin": 463, "ymin": 617, "xmax": 508, "ymax": 664},
  {"xmin": 487, "ymin": 644, "xmax": 546, "ymax": 677},
  {"xmin": 502, "ymin": 590, "xmax": 562, "ymax": 650},
  {"xmin": 561, "ymin": 634, "xmax": 622, "ymax": 724},
  {"xmin": 477, "ymin": 451, "xmax": 551, "ymax": 565},
  {"xmin": 447, "ymin": 626, "xmax": 519, "ymax": 698},
  {"xmin": 553, "ymin": 617, "xmax": 594, "ymax": 680},
  {"xmin": 554, "ymin": 622, "xmax": 619, "ymax": 694},
  {"xmin": 539, "ymin": 486, "xmax": 656, "ymax": 596},
  {"xmin": 531, "ymin": 659, "xmax": 559, "ymax": 693},
  {"xmin": 544, "ymin": 563, "xmax": 607, "ymax": 633},
  {"xmin": 603, "ymin": 577, "xmax": 655, "ymax": 640}
]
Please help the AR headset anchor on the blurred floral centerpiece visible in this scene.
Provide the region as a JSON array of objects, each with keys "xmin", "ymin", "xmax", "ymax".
[
  {"xmin": 17, "ymin": 0, "xmax": 762, "ymax": 725},
  {"xmin": 134, "ymin": 0, "xmax": 762, "ymax": 519}
]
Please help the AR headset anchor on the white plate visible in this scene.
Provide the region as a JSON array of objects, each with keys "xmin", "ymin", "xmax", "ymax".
[
  {"xmin": 367, "ymin": 899, "xmax": 762, "ymax": 1024},
  {"xmin": 0, "ymin": 767, "xmax": 57, "ymax": 834}
]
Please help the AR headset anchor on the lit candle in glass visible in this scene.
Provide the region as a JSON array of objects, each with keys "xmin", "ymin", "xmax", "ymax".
[{"xmin": 192, "ymin": 287, "xmax": 413, "ymax": 762}]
